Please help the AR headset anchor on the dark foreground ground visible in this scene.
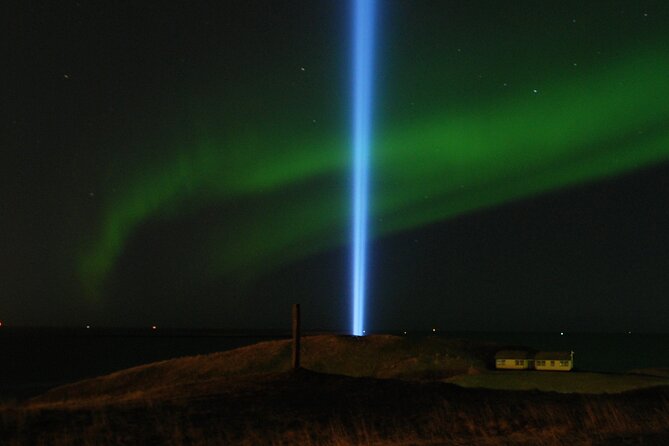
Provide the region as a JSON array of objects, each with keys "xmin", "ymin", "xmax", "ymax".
[
  {"xmin": 2, "ymin": 369, "xmax": 669, "ymax": 445},
  {"xmin": 2, "ymin": 335, "xmax": 668, "ymax": 445}
]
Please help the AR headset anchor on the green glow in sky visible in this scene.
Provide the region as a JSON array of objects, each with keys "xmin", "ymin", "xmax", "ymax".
[{"xmin": 80, "ymin": 51, "xmax": 669, "ymax": 297}]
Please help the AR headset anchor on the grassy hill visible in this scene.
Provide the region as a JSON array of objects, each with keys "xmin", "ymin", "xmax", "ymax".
[
  {"xmin": 447, "ymin": 370, "xmax": 669, "ymax": 393},
  {"xmin": 3, "ymin": 334, "xmax": 669, "ymax": 445},
  {"xmin": 30, "ymin": 334, "xmax": 669, "ymax": 407},
  {"xmin": 29, "ymin": 334, "xmax": 502, "ymax": 405}
]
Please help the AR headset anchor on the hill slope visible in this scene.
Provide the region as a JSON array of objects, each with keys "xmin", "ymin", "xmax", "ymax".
[
  {"xmin": 31, "ymin": 334, "xmax": 500, "ymax": 405},
  {"xmin": 4, "ymin": 335, "xmax": 669, "ymax": 445},
  {"xmin": 4, "ymin": 369, "xmax": 669, "ymax": 445}
]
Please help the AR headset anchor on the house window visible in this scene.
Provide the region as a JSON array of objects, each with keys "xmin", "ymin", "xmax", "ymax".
[
  {"xmin": 550, "ymin": 360, "xmax": 555, "ymax": 367},
  {"xmin": 536, "ymin": 360, "xmax": 545, "ymax": 366},
  {"xmin": 559, "ymin": 360, "xmax": 570, "ymax": 366},
  {"xmin": 515, "ymin": 360, "xmax": 524, "ymax": 366},
  {"xmin": 496, "ymin": 359, "xmax": 505, "ymax": 366}
]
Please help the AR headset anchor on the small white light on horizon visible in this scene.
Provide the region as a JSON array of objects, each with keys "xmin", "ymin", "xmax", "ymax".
[
  {"xmin": 152, "ymin": 325, "xmax": 157, "ymax": 330},
  {"xmin": 432, "ymin": 328, "xmax": 436, "ymax": 333},
  {"xmin": 86, "ymin": 325, "xmax": 90, "ymax": 329},
  {"xmin": 560, "ymin": 332, "xmax": 564, "ymax": 336}
]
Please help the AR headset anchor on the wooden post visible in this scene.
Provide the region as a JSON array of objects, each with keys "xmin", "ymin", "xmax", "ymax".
[{"xmin": 292, "ymin": 303, "xmax": 301, "ymax": 370}]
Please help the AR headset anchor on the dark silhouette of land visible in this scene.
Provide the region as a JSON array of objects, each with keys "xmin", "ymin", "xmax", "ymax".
[{"xmin": 2, "ymin": 335, "xmax": 668, "ymax": 445}]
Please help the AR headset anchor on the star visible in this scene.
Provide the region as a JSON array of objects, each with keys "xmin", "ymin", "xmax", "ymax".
[
  {"xmin": 63, "ymin": 74, "xmax": 71, "ymax": 79},
  {"xmin": 532, "ymin": 89, "xmax": 539, "ymax": 94},
  {"xmin": 300, "ymin": 66, "xmax": 306, "ymax": 72}
]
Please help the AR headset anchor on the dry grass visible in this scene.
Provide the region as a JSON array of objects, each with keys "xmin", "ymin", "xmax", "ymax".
[
  {"xmin": 628, "ymin": 368, "xmax": 669, "ymax": 378},
  {"xmin": 3, "ymin": 370, "xmax": 669, "ymax": 445},
  {"xmin": 28, "ymin": 335, "xmax": 500, "ymax": 406},
  {"xmin": 447, "ymin": 370, "xmax": 669, "ymax": 393},
  {"xmin": 3, "ymin": 335, "xmax": 669, "ymax": 445}
]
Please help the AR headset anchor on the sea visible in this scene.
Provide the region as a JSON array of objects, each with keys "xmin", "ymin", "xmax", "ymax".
[{"xmin": 1, "ymin": 327, "xmax": 667, "ymax": 400}]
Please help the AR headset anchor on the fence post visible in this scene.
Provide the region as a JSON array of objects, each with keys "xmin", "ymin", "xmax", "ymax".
[{"xmin": 292, "ymin": 303, "xmax": 301, "ymax": 370}]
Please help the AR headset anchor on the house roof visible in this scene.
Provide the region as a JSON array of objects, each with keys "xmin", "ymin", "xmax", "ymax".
[
  {"xmin": 535, "ymin": 351, "xmax": 573, "ymax": 360},
  {"xmin": 495, "ymin": 350, "xmax": 532, "ymax": 359}
]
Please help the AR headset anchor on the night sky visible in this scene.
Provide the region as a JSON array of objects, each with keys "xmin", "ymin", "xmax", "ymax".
[{"xmin": 5, "ymin": 1, "xmax": 669, "ymax": 331}]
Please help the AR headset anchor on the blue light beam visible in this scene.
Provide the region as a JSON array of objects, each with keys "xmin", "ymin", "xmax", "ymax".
[{"xmin": 351, "ymin": 0, "xmax": 376, "ymax": 336}]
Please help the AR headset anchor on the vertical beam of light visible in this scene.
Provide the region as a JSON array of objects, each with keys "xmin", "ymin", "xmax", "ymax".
[{"xmin": 351, "ymin": 0, "xmax": 376, "ymax": 336}]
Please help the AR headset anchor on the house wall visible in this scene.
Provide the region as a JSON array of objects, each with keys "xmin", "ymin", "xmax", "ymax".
[
  {"xmin": 534, "ymin": 359, "xmax": 573, "ymax": 371},
  {"xmin": 495, "ymin": 358, "xmax": 530, "ymax": 370}
]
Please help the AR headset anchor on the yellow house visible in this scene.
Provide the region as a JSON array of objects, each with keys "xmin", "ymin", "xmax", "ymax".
[
  {"xmin": 494, "ymin": 350, "xmax": 533, "ymax": 370},
  {"xmin": 534, "ymin": 351, "xmax": 574, "ymax": 371}
]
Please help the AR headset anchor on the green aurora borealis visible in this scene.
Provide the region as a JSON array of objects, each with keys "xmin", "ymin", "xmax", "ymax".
[
  {"xmin": 80, "ymin": 49, "xmax": 669, "ymax": 298},
  {"xmin": 7, "ymin": 0, "xmax": 669, "ymax": 328}
]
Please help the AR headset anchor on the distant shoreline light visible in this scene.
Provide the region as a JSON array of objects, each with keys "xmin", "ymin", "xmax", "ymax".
[{"xmin": 350, "ymin": 0, "xmax": 377, "ymax": 336}]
